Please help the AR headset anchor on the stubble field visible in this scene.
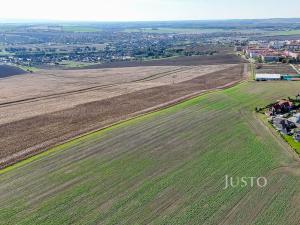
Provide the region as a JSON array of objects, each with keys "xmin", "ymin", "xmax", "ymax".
[{"xmin": 0, "ymin": 64, "xmax": 238, "ymax": 124}]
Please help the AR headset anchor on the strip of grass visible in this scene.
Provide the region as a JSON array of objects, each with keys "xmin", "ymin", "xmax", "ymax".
[
  {"xmin": 269, "ymin": 30, "xmax": 300, "ymax": 36},
  {"xmin": 16, "ymin": 65, "xmax": 40, "ymax": 72},
  {"xmin": 282, "ymin": 135, "xmax": 300, "ymax": 154},
  {"xmin": 59, "ymin": 60, "xmax": 96, "ymax": 68}
]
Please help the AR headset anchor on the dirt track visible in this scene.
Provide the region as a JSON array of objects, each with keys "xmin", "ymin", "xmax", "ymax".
[{"xmin": 0, "ymin": 64, "xmax": 247, "ymax": 168}]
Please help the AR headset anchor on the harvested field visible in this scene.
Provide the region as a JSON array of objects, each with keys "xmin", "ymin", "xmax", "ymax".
[
  {"xmin": 76, "ymin": 54, "xmax": 246, "ymax": 69},
  {"xmin": 0, "ymin": 64, "xmax": 247, "ymax": 167},
  {"xmin": 0, "ymin": 64, "xmax": 237, "ymax": 124},
  {"xmin": 0, "ymin": 64, "xmax": 26, "ymax": 78},
  {"xmin": 0, "ymin": 64, "xmax": 235, "ymax": 105},
  {"xmin": 1, "ymin": 80, "xmax": 300, "ymax": 224},
  {"xmin": 0, "ymin": 66, "xmax": 177, "ymax": 102},
  {"xmin": 256, "ymin": 63, "xmax": 297, "ymax": 74}
]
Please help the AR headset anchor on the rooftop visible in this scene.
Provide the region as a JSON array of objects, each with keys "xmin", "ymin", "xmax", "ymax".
[{"xmin": 256, "ymin": 74, "xmax": 281, "ymax": 79}]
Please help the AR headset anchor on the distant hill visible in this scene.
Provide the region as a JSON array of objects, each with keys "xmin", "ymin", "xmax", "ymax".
[{"xmin": 1, "ymin": 18, "xmax": 300, "ymax": 30}]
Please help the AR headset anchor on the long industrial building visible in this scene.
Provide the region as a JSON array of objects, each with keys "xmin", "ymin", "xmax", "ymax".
[
  {"xmin": 256, "ymin": 73, "xmax": 300, "ymax": 81},
  {"xmin": 255, "ymin": 74, "xmax": 281, "ymax": 81}
]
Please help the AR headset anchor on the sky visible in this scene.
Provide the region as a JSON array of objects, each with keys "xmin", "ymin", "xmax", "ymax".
[{"xmin": 1, "ymin": 0, "xmax": 300, "ymax": 22}]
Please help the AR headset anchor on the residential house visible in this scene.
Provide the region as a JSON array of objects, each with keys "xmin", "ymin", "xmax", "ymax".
[
  {"xmin": 288, "ymin": 113, "xmax": 300, "ymax": 127},
  {"xmin": 272, "ymin": 117, "xmax": 295, "ymax": 135},
  {"xmin": 284, "ymin": 50, "xmax": 300, "ymax": 59},
  {"xmin": 271, "ymin": 100, "xmax": 294, "ymax": 114}
]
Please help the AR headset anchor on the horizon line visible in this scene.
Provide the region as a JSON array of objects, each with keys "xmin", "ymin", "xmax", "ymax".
[{"xmin": 1, "ymin": 17, "xmax": 300, "ymax": 24}]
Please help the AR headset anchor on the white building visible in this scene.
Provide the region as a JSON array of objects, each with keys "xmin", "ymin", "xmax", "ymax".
[{"xmin": 255, "ymin": 74, "xmax": 281, "ymax": 81}]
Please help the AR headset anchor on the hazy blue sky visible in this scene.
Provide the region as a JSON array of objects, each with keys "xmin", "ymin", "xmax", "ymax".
[{"xmin": 2, "ymin": 0, "xmax": 300, "ymax": 21}]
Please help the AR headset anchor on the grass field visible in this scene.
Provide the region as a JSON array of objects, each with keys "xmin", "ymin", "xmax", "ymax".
[
  {"xmin": 1, "ymin": 81, "xmax": 300, "ymax": 224},
  {"xmin": 0, "ymin": 50, "xmax": 12, "ymax": 56},
  {"xmin": 59, "ymin": 60, "xmax": 96, "ymax": 68},
  {"xmin": 16, "ymin": 65, "xmax": 40, "ymax": 73},
  {"xmin": 268, "ymin": 30, "xmax": 300, "ymax": 36},
  {"xmin": 124, "ymin": 28, "xmax": 266, "ymax": 35},
  {"xmin": 0, "ymin": 45, "xmax": 13, "ymax": 56}
]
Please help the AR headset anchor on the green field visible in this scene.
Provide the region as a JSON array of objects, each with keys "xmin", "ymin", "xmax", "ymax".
[
  {"xmin": 0, "ymin": 51, "xmax": 11, "ymax": 56},
  {"xmin": 1, "ymin": 81, "xmax": 300, "ymax": 224},
  {"xmin": 0, "ymin": 45, "xmax": 13, "ymax": 56},
  {"xmin": 124, "ymin": 28, "xmax": 266, "ymax": 35},
  {"xmin": 15, "ymin": 65, "xmax": 40, "ymax": 73},
  {"xmin": 59, "ymin": 60, "xmax": 97, "ymax": 68},
  {"xmin": 268, "ymin": 30, "xmax": 300, "ymax": 36}
]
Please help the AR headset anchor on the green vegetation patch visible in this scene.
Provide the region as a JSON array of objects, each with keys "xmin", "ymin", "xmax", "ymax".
[
  {"xmin": 59, "ymin": 60, "xmax": 96, "ymax": 68},
  {"xmin": 282, "ymin": 135, "xmax": 300, "ymax": 154},
  {"xmin": 268, "ymin": 30, "xmax": 300, "ymax": 36},
  {"xmin": 16, "ymin": 65, "xmax": 40, "ymax": 72}
]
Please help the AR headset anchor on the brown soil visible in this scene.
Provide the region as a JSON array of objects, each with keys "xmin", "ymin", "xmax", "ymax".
[
  {"xmin": 256, "ymin": 64, "xmax": 297, "ymax": 74},
  {"xmin": 0, "ymin": 64, "xmax": 236, "ymax": 124},
  {"xmin": 0, "ymin": 64, "xmax": 247, "ymax": 168},
  {"xmin": 0, "ymin": 65, "xmax": 27, "ymax": 78},
  {"xmin": 75, "ymin": 54, "xmax": 246, "ymax": 69}
]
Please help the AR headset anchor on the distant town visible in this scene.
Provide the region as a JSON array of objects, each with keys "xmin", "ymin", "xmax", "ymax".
[
  {"xmin": 1, "ymin": 19, "xmax": 300, "ymax": 71},
  {"xmin": 235, "ymin": 39, "xmax": 300, "ymax": 81},
  {"xmin": 237, "ymin": 40, "xmax": 300, "ymax": 63}
]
